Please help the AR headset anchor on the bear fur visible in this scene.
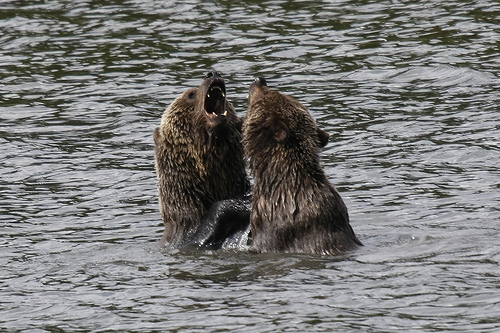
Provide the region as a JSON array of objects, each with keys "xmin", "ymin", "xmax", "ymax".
[
  {"xmin": 243, "ymin": 77, "xmax": 362, "ymax": 255},
  {"xmin": 154, "ymin": 71, "xmax": 250, "ymax": 247},
  {"xmin": 183, "ymin": 197, "xmax": 251, "ymax": 250}
]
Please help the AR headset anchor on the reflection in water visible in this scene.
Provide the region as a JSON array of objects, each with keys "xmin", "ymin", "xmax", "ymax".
[{"xmin": 1, "ymin": 0, "xmax": 499, "ymax": 331}]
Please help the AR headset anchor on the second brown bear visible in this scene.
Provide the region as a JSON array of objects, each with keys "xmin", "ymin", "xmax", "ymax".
[
  {"xmin": 243, "ymin": 77, "xmax": 362, "ymax": 255},
  {"xmin": 154, "ymin": 72, "xmax": 250, "ymax": 247}
]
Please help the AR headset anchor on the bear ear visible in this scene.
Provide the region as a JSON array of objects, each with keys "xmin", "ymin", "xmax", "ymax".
[
  {"xmin": 267, "ymin": 116, "xmax": 289, "ymax": 143},
  {"xmin": 274, "ymin": 123, "xmax": 288, "ymax": 143},
  {"xmin": 153, "ymin": 127, "xmax": 161, "ymax": 145},
  {"xmin": 317, "ymin": 128, "xmax": 329, "ymax": 148}
]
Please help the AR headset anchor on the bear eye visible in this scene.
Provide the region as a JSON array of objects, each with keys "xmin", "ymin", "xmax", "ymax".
[{"xmin": 187, "ymin": 90, "xmax": 196, "ymax": 99}]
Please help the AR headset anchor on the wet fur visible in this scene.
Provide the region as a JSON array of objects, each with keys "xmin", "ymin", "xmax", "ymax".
[
  {"xmin": 154, "ymin": 75, "xmax": 250, "ymax": 247},
  {"xmin": 243, "ymin": 78, "xmax": 362, "ymax": 255}
]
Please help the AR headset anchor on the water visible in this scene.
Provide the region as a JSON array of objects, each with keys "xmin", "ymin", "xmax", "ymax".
[{"xmin": 1, "ymin": 0, "xmax": 499, "ymax": 331}]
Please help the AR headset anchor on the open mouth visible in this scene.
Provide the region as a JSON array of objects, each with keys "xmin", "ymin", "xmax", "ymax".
[{"xmin": 204, "ymin": 80, "xmax": 227, "ymax": 118}]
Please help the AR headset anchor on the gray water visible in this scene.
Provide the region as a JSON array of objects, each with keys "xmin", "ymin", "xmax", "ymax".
[{"xmin": 1, "ymin": 0, "xmax": 499, "ymax": 331}]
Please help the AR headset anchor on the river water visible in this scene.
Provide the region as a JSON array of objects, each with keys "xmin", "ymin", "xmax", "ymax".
[{"xmin": 1, "ymin": 0, "xmax": 499, "ymax": 332}]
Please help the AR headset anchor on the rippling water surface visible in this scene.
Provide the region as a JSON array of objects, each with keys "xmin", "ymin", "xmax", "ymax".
[{"xmin": 1, "ymin": 0, "xmax": 499, "ymax": 331}]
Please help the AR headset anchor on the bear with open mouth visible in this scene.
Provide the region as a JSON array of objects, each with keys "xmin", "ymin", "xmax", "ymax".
[
  {"xmin": 154, "ymin": 71, "xmax": 251, "ymax": 248},
  {"xmin": 243, "ymin": 77, "xmax": 362, "ymax": 255}
]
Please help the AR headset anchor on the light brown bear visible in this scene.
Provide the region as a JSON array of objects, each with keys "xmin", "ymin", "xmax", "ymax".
[
  {"xmin": 154, "ymin": 71, "xmax": 250, "ymax": 248},
  {"xmin": 243, "ymin": 77, "xmax": 362, "ymax": 255}
]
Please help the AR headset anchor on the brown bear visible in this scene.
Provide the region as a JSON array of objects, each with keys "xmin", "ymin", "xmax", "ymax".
[
  {"xmin": 154, "ymin": 71, "xmax": 251, "ymax": 248},
  {"xmin": 243, "ymin": 77, "xmax": 362, "ymax": 255}
]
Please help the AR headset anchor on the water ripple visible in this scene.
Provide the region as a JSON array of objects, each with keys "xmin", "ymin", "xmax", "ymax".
[{"xmin": 1, "ymin": 0, "xmax": 500, "ymax": 331}]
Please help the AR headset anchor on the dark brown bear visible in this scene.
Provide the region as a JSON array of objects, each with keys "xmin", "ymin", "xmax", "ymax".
[
  {"xmin": 243, "ymin": 77, "xmax": 362, "ymax": 255},
  {"xmin": 154, "ymin": 71, "xmax": 250, "ymax": 247}
]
